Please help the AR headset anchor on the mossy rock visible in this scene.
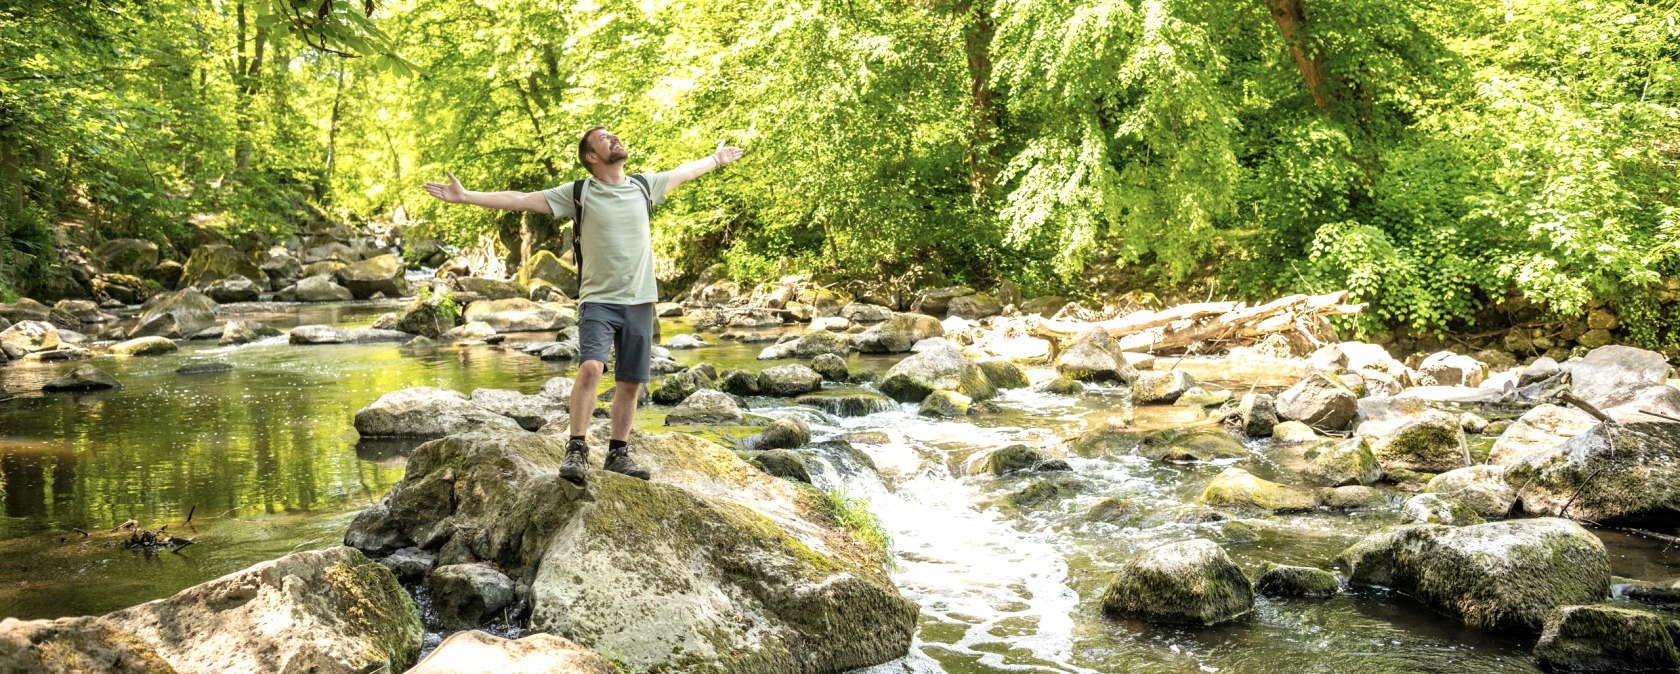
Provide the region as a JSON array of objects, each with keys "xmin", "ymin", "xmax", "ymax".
[
  {"xmin": 1198, "ymin": 467, "xmax": 1318, "ymax": 513},
  {"xmin": 1254, "ymin": 562, "xmax": 1341, "ymax": 598},
  {"xmin": 752, "ymin": 449, "xmax": 813, "ymax": 484},
  {"xmin": 1336, "ymin": 518, "xmax": 1611, "ymax": 631},
  {"xmin": 1086, "ymin": 497, "xmax": 1144, "ymax": 526},
  {"xmin": 1100, "ymin": 539, "xmax": 1255, "ymax": 626},
  {"xmin": 717, "ymin": 368, "xmax": 761, "ymax": 396},
  {"xmin": 976, "ymin": 359, "xmax": 1030, "ymax": 389},
  {"xmin": 1006, "ymin": 474, "xmax": 1086, "ymax": 509},
  {"xmin": 984, "ymin": 444, "xmax": 1052, "ymax": 476},
  {"xmin": 1401, "ymin": 493, "xmax": 1485, "ymax": 525},
  {"xmin": 878, "ymin": 346, "xmax": 996, "ymax": 403},
  {"xmin": 1136, "ymin": 427, "xmax": 1249, "ymax": 463},
  {"xmin": 919, "ymin": 390, "xmax": 972, "ymax": 418},
  {"xmin": 1534, "ymin": 604, "xmax": 1680, "ymax": 673},
  {"xmin": 1318, "ymin": 485, "xmax": 1388, "ymax": 510},
  {"xmin": 1303, "ymin": 437, "xmax": 1382, "ymax": 487},
  {"xmin": 796, "ymin": 391, "xmax": 897, "ymax": 417},
  {"xmin": 1034, "ymin": 376, "xmax": 1084, "ymax": 395}
]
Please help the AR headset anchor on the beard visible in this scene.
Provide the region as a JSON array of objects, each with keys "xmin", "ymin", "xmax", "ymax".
[{"xmin": 606, "ymin": 145, "xmax": 629, "ymax": 164}]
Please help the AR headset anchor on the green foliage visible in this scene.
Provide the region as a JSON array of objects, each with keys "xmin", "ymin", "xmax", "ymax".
[{"xmin": 814, "ymin": 487, "xmax": 893, "ymax": 560}]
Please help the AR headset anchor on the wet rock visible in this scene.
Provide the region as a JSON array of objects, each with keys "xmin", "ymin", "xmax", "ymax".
[
  {"xmin": 716, "ymin": 368, "xmax": 762, "ymax": 396},
  {"xmin": 133, "ymin": 289, "xmax": 218, "ymax": 339},
  {"xmin": 1357, "ymin": 400, "xmax": 1472, "ymax": 473},
  {"xmin": 394, "ymin": 294, "xmax": 461, "ymax": 338},
  {"xmin": 1488, "ymin": 404, "xmax": 1597, "ymax": 466},
  {"xmin": 854, "ymin": 312, "xmax": 944, "ymax": 353},
  {"xmin": 354, "ymin": 387, "xmax": 522, "ymax": 438},
  {"xmin": 1054, "ymin": 328, "xmax": 1137, "ymax": 383},
  {"xmin": 109, "ymin": 335, "xmax": 177, "ymax": 357},
  {"xmin": 49, "ymin": 299, "xmax": 107, "ymax": 327},
  {"xmin": 652, "ymin": 369, "xmax": 710, "ymax": 405},
  {"xmin": 1234, "ymin": 393, "xmax": 1278, "ymax": 437},
  {"xmin": 1419, "ymin": 351, "xmax": 1488, "ymax": 387},
  {"xmin": 462, "ymin": 299, "xmax": 571, "ymax": 333},
  {"xmin": 219, "ymin": 320, "xmax": 281, "ymax": 346},
  {"xmin": 664, "ymin": 389, "xmax": 744, "ymax": 425},
  {"xmin": 42, "ymin": 364, "xmax": 121, "ymax": 392},
  {"xmin": 839, "ymin": 302, "xmax": 892, "ymax": 324},
  {"xmin": 757, "ymin": 364, "xmax": 824, "ymax": 397},
  {"xmin": 879, "ymin": 345, "xmax": 995, "ymax": 403},
  {"xmin": 336, "ymin": 254, "xmax": 409, "ymax": 299},
  {"xmin": 1507, "ymin": 421, "xmax": 1680, "ymax": 526},
  {"xmin": 179, "ymin": 243, "xmax": 264, "ymax": 289},
  {"xmin": 976, "ymin": 359, "xmax": 1029, "ymax": 390},
  {"xmin": 0, "ymin": 320, "xmax": 62, "ymax": 359},
  {"xmin": 984, "ymin": 444, "xmax": 1053, "ymax": 475},
  {"xmin": 0, "ymin": 297, "xmax": 50, "ymax": 324},
  {"xmin": 1199, "ymin": 467, "xmax": 1317, "ymax": 513},
  {"xmin": 665, "ymin": 333, "xmax": 706, "ymax": 349},
  {"xmin": 176, "ymin": 362, "xmax": 233, "ymax": 375},
  {"xmin": 810, "ymin": 353, "xmax": 849, "ymax": 382},
  {"xmin": 946, "ymin": 293, "xmax": 1001, "ymax": 320},
  {"xmin": 795, "ymin": 391, "xmax": 896, "ymax": 417},
  {"xmin": 427, "ymin": 563, "xmax": 517, "ymax": 629},
  {"xmin": 1426, "ymin": 465, "xmax": 1516, "ymax": 519},
  {"xmin": 792, "ymin": 329, "xmax": 851, "ymax": 357},
  {"xmin": 1254, "ymin": 563, "xmax": 1340, "ymax": 598},
  {"xmin": 919, "ymin": 390, "xmax": 971, "ymax": 417},
  {"xmin": 469, "ymin": 389, "xmax": 567, "ymax": 431},
  {"xmin": 1319, "ymin": 485, "xmax": 1387, "ymax": 510},
  {"xmin": 443, "ymin": 321, "xmax": 498, "ymax": 342},
  {"xmin": 292, "ymin": 274, "xmax": 353, "ymax": 302},
  {"xmin": 289, "ymin": 325, "xmax": 411, "ymax": 344},
  {"xmin": 378, "ymin": 547, "xmax": 436, "ymax": 582},
  {"xmin": 1337, "ymin": 518, "xmax": 1610, "ymax": 631},
  {"xmin": 753, "ymin": 449, "xmax": 813, "ymax": 483},
  {"xmin": 1034, "ymin": 376, "xmax": 1083, "ymax": 395},
  {"xmin": 205, "ymin": 274, "xmax": 261, "ymax": 303},
  {"xmin": 407, "ymin": 631, "xmax": 618, "ymax": 674},
  {"xmin": 1101, "ymin": 539, "xmax": 1255, "ymax": 626},
  {"xmin": 1132, "ymin": 370, "xmax": 1194, "ymax": 404},
  {"xmin": 1304, "ymin": 437, "xmax": 1382, "ymax": 486},
  {"xmin": 90, "ymin": 273, "xmax": 154, "ymax": 305},
  {"xmin": 1401, "ymin": 493, "xmax": 1485, "ymax": 525},
  {"xmin": 742, "ymin": 416, "xmax": 811, "ymax": 451},
  {"xmin": 1133, "ymin": 427, "xmax": 1248, "ymax": 462},
  {"xmin": 1276, "ymin": 374, "xmax": 1358, "ymax": 432},
  {"xmin": 1533, "ymin": 604, "xmax": 1680, "ymax": 673}
]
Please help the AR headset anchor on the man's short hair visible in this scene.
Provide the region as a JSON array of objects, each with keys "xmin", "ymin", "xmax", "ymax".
[{"xmin": 577, "ymin": 126, "xmax": 606, "ymax": 168}]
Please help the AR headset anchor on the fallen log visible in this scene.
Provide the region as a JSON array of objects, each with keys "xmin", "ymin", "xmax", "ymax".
[{"xmin": 1035, "ymin": 291, "xmax": 1365, "ymax": 355}]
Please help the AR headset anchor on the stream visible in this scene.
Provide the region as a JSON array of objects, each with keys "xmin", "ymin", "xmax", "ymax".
[{"xmin": 2, "ymin": 299, "xmax": 1676, "ymax": 673}]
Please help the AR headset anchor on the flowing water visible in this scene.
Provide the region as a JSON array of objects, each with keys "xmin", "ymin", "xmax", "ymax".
[{"xmin": 2, "ymin": 300, "xmax": 1676, "ymax": 672}]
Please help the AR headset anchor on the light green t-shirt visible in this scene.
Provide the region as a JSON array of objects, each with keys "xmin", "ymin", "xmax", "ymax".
[{"xmin": 542, "ymin": 172, "xmax": 670, "ymax": 305}]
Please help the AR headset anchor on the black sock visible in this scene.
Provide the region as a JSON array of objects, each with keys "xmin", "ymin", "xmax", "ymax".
[
  {"xmin": 570, "ymin": 435, "xmax": 586, "ymax": 445},
  {"xmin": 608, "ymin": 439, "xmax": 628, "ymax": 451}
]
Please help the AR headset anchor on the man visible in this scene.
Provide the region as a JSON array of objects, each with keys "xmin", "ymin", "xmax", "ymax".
[{"xmin": 422, "ymin": 127, "xmax": 743, "ymax": 485}]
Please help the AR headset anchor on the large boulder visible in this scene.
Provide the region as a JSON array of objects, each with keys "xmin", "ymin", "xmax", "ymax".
[
  {"xmin": 791, "ymin": 329, "xmax": 851, "ymax": 358},
  {"xmin": 132, "ymin": 289, "xmax": 218, "ymax": 339},
  {"xmin": 515, "ymin": 250, "xmax": 573, "ymax": 295},
  {"xmin": 353, "ymin": 387, "xmax": 522, "ymax": 438},
  {"xmin": 407, "ymin": 631, "xmax": 617, "ymax": 674},
  {"xmin": 0, "ymin": 297, "xmax": 50, "ymax": 324},
  {"xmin": 1426, "ymin": 465, "xmax": 1516, "ymax": 519},
  {"xmin": 344, "ymin": 429, "xmax": 917, "ymax": 674},
  {"xmin": 1507, "ymin": 421, "xmax": 1680, "ymax": 526},
  {"xmin": 1100, "ymin": 539, "xmax": 1255, "ymax": 626},
  {"xmin": 1489, "ymin": 404, "xmax": 1598, "ymax": 466},
  {"xmin": 395, "ymin": 293, "xmax": 462, "ymax": 337},
  {"xmin": 0, "ymin": 320, "xmax": 62, "ymax": 359},
  {"xmin": 1337, "ymin": 518, "xmax": 1610, "ymax": 631},
  {"xmin": 1418, "ymin": 351, "xmax": 1488, "ymax": 387},
  {"xmin": 1568, "ymin": 345, "xmax": 1674, "ymax": 409},
  {"xmin": 1355, "ymin": 397, "xmax": 1472, "ymax": 473},
  {"xmin": 1533, "ymin": 605, "xmax": 1680, "ymax": 673},
  {"xmin": 1276, "ymin": 374, "xmax": 1358, "ymax": 432},
  {"xmin": 462, "ymin": 299, "xmax": 571, "ymax": 333},
  {"xmin": 0, "ymin": 547, "xmax": 421, "ymax": 674},
  {"xmin": 294, "ymin": 274, "xmax": 354, "ymax": 302},
  {"xmin": 1198, "ymin": 467, "xmax": 1317, "ymax": 513},
  {"xmin": 92, "ymin": 238, "xmax": 160, "ymax": 275},
  {"xmin": 878, "ymin": 345, "xmax": 996, "ymax": 403},
  {"xmin": 854, "ymin": 312, "xmax": 944, "ymax": 354},
  {"xmin": 335, "ymin": 254, "xmax": 409, "ymax": 299},
  {"xmin": 1054, "ymin": 328, "xmax": 1136, "ymax": 383},
  {"xmin": 757, "ymin": 364, "xmax": 824, "ymax": 397},
  {"xmin": 1303, "ymin": 437, "xmax": 1382, "ymax": 486},
  {"xmin": 179, "ymin": 243, "xmax": 263, "ymax": 289}
]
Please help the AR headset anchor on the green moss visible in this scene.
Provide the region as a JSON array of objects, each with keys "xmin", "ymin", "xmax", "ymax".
[
  {"xmin": 1198, "ymin": 468, "xmax": 1318, "ymax": 513},
  {"xmin": 1536, "ymin": 605, "xmax": 1680, "ymax": 672},
  {"xmin": 1254, "ymin": 562, "xmax": 1341, "ymax": 598}
]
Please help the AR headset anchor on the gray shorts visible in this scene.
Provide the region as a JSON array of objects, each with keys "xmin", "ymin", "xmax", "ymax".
[{"xmin": 578, "ymin": 302, "xmax": 656, "ymax": 384}]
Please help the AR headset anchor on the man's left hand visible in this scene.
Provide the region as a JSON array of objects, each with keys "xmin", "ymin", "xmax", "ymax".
[{"xmin": 715, "ymin": 141, "xmax": 744, "ymax": 167}]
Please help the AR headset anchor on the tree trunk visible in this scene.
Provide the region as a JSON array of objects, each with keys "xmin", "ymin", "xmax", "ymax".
[
  {"xmin": 322, "ymin": 62, "xmax": 346, "ymax": 199},
  {"xmin": 959, "ymin": 0, "xmax": 1002, "ymax": 200},
  {"xmin": 1267, "ymin": 0, "xmax": 1331, "ymax": 111}
]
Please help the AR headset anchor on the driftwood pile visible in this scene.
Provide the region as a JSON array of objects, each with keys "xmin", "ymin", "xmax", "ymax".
[{"xmin": 1033, "ymin": 291, "xmax": 1367, "ymax": 355}]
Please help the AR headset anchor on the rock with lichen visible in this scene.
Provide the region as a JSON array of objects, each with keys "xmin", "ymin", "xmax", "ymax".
[
  {"xmin": 1199, "ymin": 467, "xmax": 1318, "ymax": 513},
  {"xmin": 1100, "ymin": 539, "xmax": 1254, "ymax": 626}
]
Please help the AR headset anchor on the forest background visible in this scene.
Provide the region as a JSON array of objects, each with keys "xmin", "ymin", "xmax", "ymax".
[{"xmin": 3, "ymin": 0, "xmax": 1678, "ymax": 346}]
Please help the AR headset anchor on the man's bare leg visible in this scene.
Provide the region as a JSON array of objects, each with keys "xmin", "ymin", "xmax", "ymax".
[
  {"xmin": 560, "ymin": 360, "xmax": 606, "ymax": 485},
  {"xmin": 603, "ymin": 380, "xmax": 651, "ymax": 480}
]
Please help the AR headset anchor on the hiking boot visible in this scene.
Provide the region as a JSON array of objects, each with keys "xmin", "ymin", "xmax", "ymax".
[
  {"xmin": 603, "ymin": 446, "xmax": 651, "ymax": 481},
  {"xmin": 560, "ymin": 439, "xmax": 589, "ymax": 486}
]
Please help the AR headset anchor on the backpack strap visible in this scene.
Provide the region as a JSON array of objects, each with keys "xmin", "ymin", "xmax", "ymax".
[
  {"xmin": 570, "ymin": 178, "xmax": 589, "ymax": 286},
  {"xmin": 629, "ymin": 173, "xmax": 653, "ymax": 217}
]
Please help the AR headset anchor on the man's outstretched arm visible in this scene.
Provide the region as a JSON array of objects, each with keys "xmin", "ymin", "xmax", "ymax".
[
  {"xmin": 663, "ymin": 142, "xmax": 744, "ymax": 196},
  {"xmin": 423, "ymin": 171, "xmax": 552, "ymax": 214}
]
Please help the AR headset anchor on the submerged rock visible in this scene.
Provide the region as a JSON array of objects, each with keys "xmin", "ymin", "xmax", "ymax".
[
  {"xmin": 795, "ymin": 391, "xmax": 896, "ymax": 417},
  {"xmin": 1198, "ymin": 467, "xmax": 1317, "ymax": 513},
  {"xmin": 1254, "ymin": 562, "xmax": 1340, "ymax": 598},
  {"xmin": 1337, "ymin": 518, "xmax": 1610, "ymax": 631},
  {"xmin": 1507, "ymin": 421, "xmax": 1680, "ymax": 526},
  {"xmin": 0, "ymin": 546, "xmax": 421, "ymax": 674},
  {"xmin": 1534, "ymin": 604, "xmax": 1680, "ymax": 673},
  {"xmin": 407, "ymin": 631, "xmax": 618, "ymax": 674},
  {"xmin": 1101, "ymin": 539, "xmax": 1255, "ymax": 626},
  {"xmin": 42, "ymin": 364, "xmax": 121, "ymax": 392}
]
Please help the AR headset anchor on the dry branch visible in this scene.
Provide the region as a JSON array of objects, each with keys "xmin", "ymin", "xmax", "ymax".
[{"xmin": 1033, "ymin": 291, "xmax": 1364, "ymax": 355}]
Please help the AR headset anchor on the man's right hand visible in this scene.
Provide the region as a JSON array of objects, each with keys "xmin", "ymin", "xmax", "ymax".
[{"xmin": 423, "ymin": 171, "xmax": 467, "ymax": 203}]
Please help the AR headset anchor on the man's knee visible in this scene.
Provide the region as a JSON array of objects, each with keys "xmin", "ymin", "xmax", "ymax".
[{"xmin": 578, "ymin": 360, "xmax": 606, "ymax": 379}]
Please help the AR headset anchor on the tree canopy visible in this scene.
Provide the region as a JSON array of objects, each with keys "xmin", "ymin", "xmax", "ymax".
[{"xmin": 4, "ymin": 0, "xmax": 1678, "ymax": 343}]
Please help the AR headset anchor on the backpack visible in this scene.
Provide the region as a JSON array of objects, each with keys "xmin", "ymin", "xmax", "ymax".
[{"xmin": 570, "ymin": 174, "xmax": 653, "ymax": 291}]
